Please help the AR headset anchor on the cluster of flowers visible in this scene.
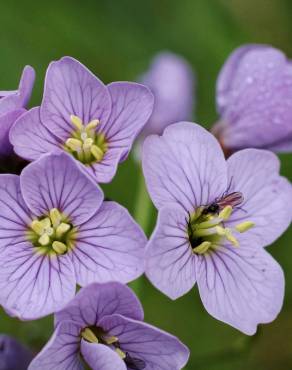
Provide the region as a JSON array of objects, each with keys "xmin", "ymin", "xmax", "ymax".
[{"xmin": 0, "ymin": 45, "xmax": 291, "ymax": 370}]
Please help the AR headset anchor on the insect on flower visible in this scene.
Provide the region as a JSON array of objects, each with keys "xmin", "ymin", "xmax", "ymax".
[
  {"xmin": 125, "ymin": 352, "xmax": 146, "ymax": 370},
  {"xmin": 202, "ymin": 191, "xmax": 244, "ymax": 215}
]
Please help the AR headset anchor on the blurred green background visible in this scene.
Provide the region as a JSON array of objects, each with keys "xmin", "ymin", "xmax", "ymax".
[{"xmin": 0, "ymin": 0, "xmax": 292, "ymax": 369}]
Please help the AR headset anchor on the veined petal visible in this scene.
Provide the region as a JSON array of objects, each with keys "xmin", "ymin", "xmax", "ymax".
[
  {"xmin": 102, "ymin": 82, "xmax": 154, "ymax": 160},
  {"xmin": 55, "ymin": 282, "xmax": 144, "ymax": 328},
  {"xmin": 0, "ymin": 108, "xmax": 26, "ymax": 156},
  {"xmin": 81, "ymin": 340, "xmax": 126, "ymax": 370},
  {"xmin": 71, "ymin": 202, "xmax": 146, "ymax": 286},
  {"xmin": 0, "ymin": 175, "xmax": 31, "ymax": 251},
  {"xmin": 99, "ymin": 314, "xmax": 190, "ymax": 370},
  {"xmin": 20, "ymin": 152, "xmax": 103, "ymax": 224},
  {"xmin": 0, "ymin": 242, "xmax": 76, "ymax": 320},
  {"xmin": 10, "ymin": 107, "xmax": 61, "ymax": 161},
  {"xmin": 28, "ymin": 321, "xmax": 82, "ymax": 370},
  {"xmin": 145, "ymin": 206, "xmax": 196, "ymax": 300},
  {"xmin": 196, "ymin": 239, "xmax": 284, "ymax": 335},
  {"xmin": 142, "ymin": 122, "xmax": 227, "ymax": 211},
  {"xmin": 226, "ymin": 149, "xmax": 292, "ymax": 247},
  {"xmin": 0, "ymin": 335, "xmax": 33, "ymax": 370},
  {"xmin": 90, "ymin": 148, "xmax": 124, "ymax": 184},
  {"xmin": 41, "ymin": 56, "xmax": 111, "ymax": 140}
]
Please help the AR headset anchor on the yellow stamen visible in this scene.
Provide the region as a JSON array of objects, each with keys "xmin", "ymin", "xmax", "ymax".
[
  {"xmin": 115, "ymin": 348, "xmax": 126, "ymax": 359},
  {"xmin": 193, "ymin": 241, "xmax": 212, "ymax": 254},
  {"xmin": 31, "ymin": 220, "xmax": 44, "ymax": 235},
  {"xmin": 86, "ymin": 119, "xmax": 100, "ymax": 130},
  {"xmin": 66, "ymin": 138, "xmax": 83, "ymax": 152},
  {"xmin": 70, "ymin": 115, "xmax": 84, "ymax": 130},
  {"xmin": 81, "ymin": 328, "xmax": 99, "ymax": 343},
  {"xmin": 56, "ymin": 223, "xmax": 71, "ymax": 239},
  {"xmin": 39, "ymin": 233, "xmax": 50, "ymax": 246},
  {"xmin": 225, "ymin": 229, "xmax": 239, "ymax": 247},
  {"xmin": 83, "ymin": 138, "xmax": 94, "ymax": 149},
  {"xmin": 50, "ymin": 208, "xmax": 62, "ymax": 228},
  {"xmin": 219, "ymin": 205, "xmax": 233, "ymax": 220},
  {"xmin": 90, "ymin": 145, "xmax": 104, "ymax": 161},
  {"xmin": 235, "ymin": 221, "xmax": 255, "ymax": 233},
  {"xmin": 52, "ymin": 241, "xmax": 67, "ymax": 254},
  {"xmin": 104, "ymin": 336, "xmax": 118, "ymax": 345}
]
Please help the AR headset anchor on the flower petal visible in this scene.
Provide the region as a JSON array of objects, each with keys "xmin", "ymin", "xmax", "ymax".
[
  {"xmin": 20, "ymin": 151, "xmax": 103, "ymax": 224},
  {"xmin": 10, "ymin": 107, "xmax": 61, "ymax": 161},
  {"xmin": 28, "ymin": 321, "xmax": 82, "ymax": 370},
  {"xmin": 41, "ymin": 56, "xmax": 111, "ymax": 140},
  {"xmin": 216, "ymin": 45, "xmax": 292, "ymax": 149},
  {"xmin": 99, "ymin": 314, "xmax": 190, "ymax": 370},
  {"xmin": 0, "ymin": 175, "xmax": 31, "ymax": 251},
  {"xmin": 216, "ymin": 44, "xmax": 265, "ymax": 115},
  {"xmin": 140, "ymin": 51, "xmax": 195, "ymax": 137},
  {"xmin": 0, "ymin": 108, "xmax": 26, "ymax": 156},
  {"xmin": 55, "ymin": 282, "xmax": 144, "ymax": 328},
  {"xmin": 146, "ymin": 206, "xmax": 196, "ymax": 300},
  {"xmin": 0, "ymin": 335, "xmax": 33, "ymax": 370},
  {"xmin": 226, "ymin": 149, "xmax": 292, "ymax": 247},
  {"xmin": 90, "ymin": 147, "xmax": 124, "ymax": 184},
  {"xmin": 142, "ymin": 122, "xmax": 227, "ymax": 211},
  {"xmin": 0, "ymin": 65, "xmax": 35, "ymax": 115},
  {"xmin": 102, "ymin": 82, "xmax": 154, "ymax": 160},
  {"xmin": 81, "ymin": 340, "xmax": 126, "ymax": 370},
  {"xmin": 72, "ymin": 201, "xmax": 146, "ymax": 285},
  {"xmin": 0, "ymin": 242, "xmax": 76, "ymax": 319},
  {"xmin": 196, "ymin": 240, "xmax": 285, "ymax": 335}
]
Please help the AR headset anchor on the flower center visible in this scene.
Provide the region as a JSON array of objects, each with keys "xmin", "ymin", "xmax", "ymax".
[
  {"xmin": 81, "ymin": 327, "xmax": 146, "ymax": 369},
  {"xmin": 188, "ymin": 205, "xmax": 254, "ymax": 255},
  {"xmin": 27, "ymin": 208, "xmax": 77, "ymax": 255},
  {"xmin": 64, "ymin": 115, "xmax": 108, "ymax": 165}
]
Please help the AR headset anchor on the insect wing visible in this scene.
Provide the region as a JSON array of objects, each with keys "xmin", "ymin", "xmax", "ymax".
[{"xmin": 218, "ymin": 192, "xmax": 244, "ymax": 209}]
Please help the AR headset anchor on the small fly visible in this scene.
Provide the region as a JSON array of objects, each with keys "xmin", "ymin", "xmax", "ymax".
[
  {"xmin": 202, "ymin": 192, "xmax": 244, "ymax": 215},
  {"xmin": 124, "ymin": 352, "xmax": 146, "ymax": 370}
]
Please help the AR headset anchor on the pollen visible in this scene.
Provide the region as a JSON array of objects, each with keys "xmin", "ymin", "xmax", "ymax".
[
  {"xmin": 188, "ymin": 205, "xmax": 254, "ymax": 255},
  {"xmin": 64, "ymin": 115, "xmax": 108, "ymax": 165},
  {"xmin": 27, "ymin": 208, "xmax": 77, "ymax": 255}
]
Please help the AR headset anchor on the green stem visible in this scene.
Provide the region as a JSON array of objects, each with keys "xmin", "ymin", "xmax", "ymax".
[
  {"xmin": 130, "ymin": 169, "xmax": 152, "ymax": 296},
  {"xmin": 134, "ymin": 172, "xmax": 152, "ymax": 232}
]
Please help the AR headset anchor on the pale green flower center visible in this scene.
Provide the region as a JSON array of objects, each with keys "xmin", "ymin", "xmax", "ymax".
[
  {"xmin": 64, "ymin": 115, "xmax": 108, "ymax": 165},
  {"xmin": 188, "ymin": 205, "xmax": 254, "ymax": 255},
  {"xmin": 27, "ymin": 208, "xmax": 77, "ymax": 255}
]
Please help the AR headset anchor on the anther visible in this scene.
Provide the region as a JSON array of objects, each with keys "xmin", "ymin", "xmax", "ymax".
[
  {"xmin": 115, "ymin": 348, "xmax": 126, "ymax": 360},
  {"xmin": 193, "ymin": 241, "xmax": 212, "ymax": 254},
  {"xmin": 39, "ymin": 233, "xmax": 50, "ymax": 246},
  {"xmin": 235, "ymin": 221, "xmax": 255, "ymax": 233},
  {"xmin": 55, "ymin": 223, "xmax": 71, "ymax": 239},
  {"xmin": 86, "ymin": 119, "xmax": 100, "ymax": 130},
  {"xmin": 50, "ymin": 208, "xmax": 62, "ymax": 228},
  {"xmin": 31, "ymin": 220, "xmax": 44, "ymax": 235},
  {"xmin": 52, "ymin": 241, "xmax": 67, "ymax": 254},
  {"xmin": 70, "ymin": 115, "xmax": 84, "ymax": 130},
  {"xmin": 66, "ymin": 138, "xmax": 82, "ymax": 152},
  {"xmin": 81, "ymin": 328, "xmax": 99, "ymax": 343},
  {"xmin": 90, "ymin": 145, "xmax": 104, "ymax": 161},
  {"xmin": 219, "ymin": 205, "xmax": 233, "ymax": 220}
]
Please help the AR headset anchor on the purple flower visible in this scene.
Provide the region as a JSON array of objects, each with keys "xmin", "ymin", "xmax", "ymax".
[
  {"xmin": 0, "ymin": 151, "xmax": 145, "ymax": 319},
  {"xmin": 0, "ymin": 335, "xmax": 33, "ymax": 370},
  {"xmin": 29, "ymin": 282, "xmax": 189, "ymax": 370},
  {"xmin": 0, "ymin": 66, "xmax": 35, "ymax": 157},
  {"xmin": 212, "ymin": 45, "xmax": 292, "ymax": 153},
  {"xmin": 10, "ymin": 57, "xmax": 154, "ymax": 183},
  {"xmin": 142, "ymin": 122, "xmax": 292, "ymax": 335}
]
